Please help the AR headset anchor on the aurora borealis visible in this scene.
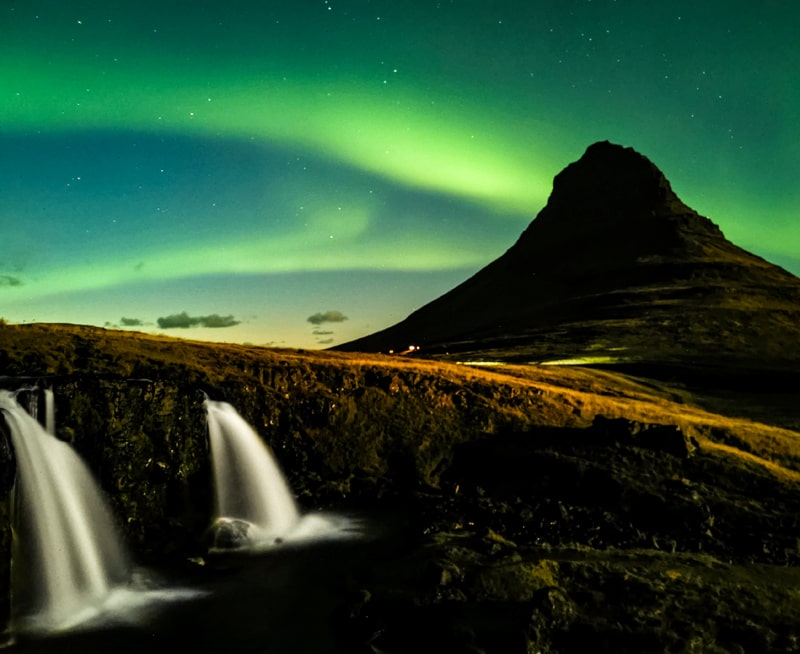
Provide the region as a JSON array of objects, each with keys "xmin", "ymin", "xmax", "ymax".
[{"xmin": 2, "ymin": 1, "xmax": 798, "ymax": 348}]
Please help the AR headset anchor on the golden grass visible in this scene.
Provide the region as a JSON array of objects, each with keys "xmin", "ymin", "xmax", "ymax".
[{"xmin": 3, "ymin": 322, "xmax": 800, "ymax": 478}]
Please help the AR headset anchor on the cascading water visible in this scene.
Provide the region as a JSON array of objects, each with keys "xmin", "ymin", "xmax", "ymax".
[
  {"xmin": 0, "ymin": 389, "xmax": 130, "ymax": 633},
  {"xmin": 204, "ymin": 398, "xmax": 364, "ymax": 551},
  {"xmin": 14, "ymin": 386, "xmax": 55, "ymax": 436},
  {"xmin": 205, "ymin": 399, "xmax": 300, "ymax": 548}
]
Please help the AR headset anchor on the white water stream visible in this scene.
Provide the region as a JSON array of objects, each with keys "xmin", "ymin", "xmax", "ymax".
[
  {"xmin": 0, "ymin": 390, "xmax": 201, "ymax": 638},
  {"xmin": 205, "ymin": 398, "xmax": 359, "ymax": 550},
  {"xmin": 0, "ymin": 390, "xmax": 130, "ymax": 632},
  {"xmin": 0, "ymin": 389, "xmax": 360, "ymax": 641}
]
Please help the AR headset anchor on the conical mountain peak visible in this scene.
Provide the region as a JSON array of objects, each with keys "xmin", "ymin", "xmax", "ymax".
[
  {"xmin": 337, "ymin": 142, "xmax": 800, "ymax": 372},
  {"xmin": 509, "ymin": 141, "xmax": 724, "ymax": 268},
  {"xmin": 542, "ymin": 140, "xmax": 690, "ymax": 221}
]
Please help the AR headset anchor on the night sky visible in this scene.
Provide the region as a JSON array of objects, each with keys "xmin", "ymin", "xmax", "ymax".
[{"xmin": 2, "ymin": 1, "xmax": 798, "ymax": 348}]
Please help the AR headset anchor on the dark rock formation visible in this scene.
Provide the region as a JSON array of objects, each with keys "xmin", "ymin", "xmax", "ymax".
[
  {"xmin": 207, "ymin": 517, "xmax": 254, "ymax": 550},
  {"xmin": 591, "ymin": 415, "xmax": 699, "ymax": 458},
  {"xmin": 335, "ymin": 141, "xmax": 800, "ymax": 376}
]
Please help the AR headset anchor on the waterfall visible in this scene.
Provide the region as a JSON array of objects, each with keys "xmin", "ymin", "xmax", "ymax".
[
  {"xmin": 43, "ymin": 388, "xmax": 55, "ymax": 436},
  {"xmin": 205, "ymin": 400, "xmax": 300, "ymax": 548},
  {"xmin": 14, "ymin": 386, "xmax": 56, "ymax": 435},
  {"xmin": 0, "ymin": 390, "xmax": 131, "ymax": 633}
]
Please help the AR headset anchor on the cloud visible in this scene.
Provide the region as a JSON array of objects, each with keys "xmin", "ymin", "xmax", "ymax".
[
  {"xmin": 157, "ymin": 312, "xmax": 195, "ymax": 328},
  {"xmin": 312, "ymin": 329, "xmax": 334, "ymax": 335},
  {"xmin": 307, "ymin": 310, "xmax": 348, "ymax": 325},
  {"xmin": 0, "ymin": 275, "xmax": 22, "ymax": 287},
  {"xmin": 201, "ymin": 313, "xmax": 241, "ymax": 328},
  {"xmin": 120, "ymin": 317, "xmax": 144, "ymax": 326},
  {"xmin": 316, "ymin": 338, "xmax": 334, "ymax": 345},
  {"xmin": 157, "ymin": 311, "xmax": 240, "ymax": 329}
]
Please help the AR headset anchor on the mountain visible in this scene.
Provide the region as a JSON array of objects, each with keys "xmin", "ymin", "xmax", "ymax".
[{"xmin": 336, "ymin": 141, "xmax": 800, "ymax": 375}]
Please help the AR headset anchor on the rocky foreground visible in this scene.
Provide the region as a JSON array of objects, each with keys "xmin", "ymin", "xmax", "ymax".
[{"xmin": 1, "ymin": 322, "xmax": 800, "ymax": 652}]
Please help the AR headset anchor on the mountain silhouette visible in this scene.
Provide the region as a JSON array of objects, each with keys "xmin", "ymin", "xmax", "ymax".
[{"xmin": 336, "ymin": 141, "xmax": 800, "ymax": 374}]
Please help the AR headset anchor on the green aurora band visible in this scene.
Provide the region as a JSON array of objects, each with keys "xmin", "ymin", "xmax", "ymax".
[{"xmin": 2, "ymin": 1, "xmax": 799, "ymax": 346}]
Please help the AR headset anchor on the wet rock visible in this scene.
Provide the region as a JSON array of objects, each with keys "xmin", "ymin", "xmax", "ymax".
[
  {"xmin": 207, "ymin": 517, "xmax": 253, "ymax": 550},
  {"xmin": 0, "ymin": 417, "xmax": 15, "ymax": 493}
]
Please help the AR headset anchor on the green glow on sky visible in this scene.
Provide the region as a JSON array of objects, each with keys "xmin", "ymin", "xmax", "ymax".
[
  {"xmin": 0, "ymin": 188, "xmax": 493, "ymax": 302},
  {"xmin": 3, "ymin": 53, "xmax": 552, "ymax": 215},
  {"xmin": 2, "ymin": 1, "xmax": 799, "ymax": 348}
]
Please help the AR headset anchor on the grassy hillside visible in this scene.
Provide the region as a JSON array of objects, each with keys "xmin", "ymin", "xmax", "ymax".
[
  {"xmin": 2, "ymin": 322, "xmax": 799, "ymax": 482},
  {"xmin": 2, "ymin": 322, "xmax": 800, "ymax": 651}
]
